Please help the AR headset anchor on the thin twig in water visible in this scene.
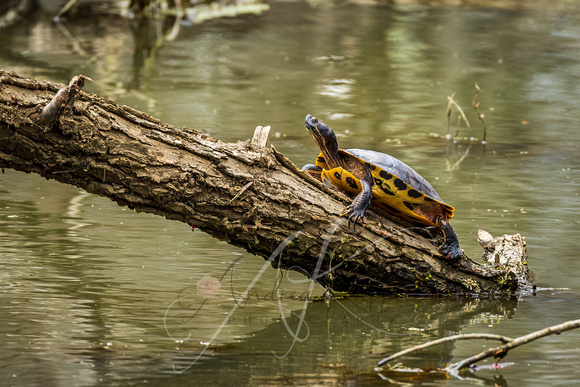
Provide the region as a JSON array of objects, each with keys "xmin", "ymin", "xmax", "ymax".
[
  {"xmin": 377, "ymin": 333, "xmax": 513, "ymax": 367},
  {"xmin": 446, "ymin": 93, "xmax": 470, "ymax": 138},
  {"xmin": 472, "ymin": 83, "xmax": 488, "ymax": 144},
  {"xmin": 447, "ymin": 319, "xmax": 580, "ymax": 372},
  {"xmin": 56, "ymin": 0, "xmax": 80, "ymax": 18}
]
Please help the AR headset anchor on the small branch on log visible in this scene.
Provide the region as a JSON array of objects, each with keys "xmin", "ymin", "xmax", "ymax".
[
  {"xmin": 38, "ymin": 74, "xmax": 92, "ymax": 126},
  {"xmin": 0, "ymin": 71, "xmax": 533, "ymax": 295},
  {"xmin": 251, "ymin": 125, "xmax": 270, "ymax": 149}
]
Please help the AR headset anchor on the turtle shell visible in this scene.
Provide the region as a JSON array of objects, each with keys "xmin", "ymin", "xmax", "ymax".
[{"xmin": 315, "ymin": 149, "xmax": 454, "ymax": 227}]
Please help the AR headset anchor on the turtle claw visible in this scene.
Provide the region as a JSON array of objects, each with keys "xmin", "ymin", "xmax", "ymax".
[
  {"xmin": 437, "ymin": 216, "xmax": 462, "ymax": 260},
  {"xmin": 440, "ymin": 242, "xmax": 463, "ymax": 260},
  {"xmin": 341, "ymin": 205, "xmax": 366, "ymax": 230}
]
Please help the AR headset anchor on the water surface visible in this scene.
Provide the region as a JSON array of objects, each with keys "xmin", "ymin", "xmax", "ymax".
[{"xmin": 1, "ymin": 2, "xmax": 579, "ymax": 385}]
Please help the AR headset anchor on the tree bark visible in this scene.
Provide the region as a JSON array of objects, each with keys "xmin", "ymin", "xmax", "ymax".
[{"xmin": 0, "ymin": 71, "xmax": 533, "ymax": 295}]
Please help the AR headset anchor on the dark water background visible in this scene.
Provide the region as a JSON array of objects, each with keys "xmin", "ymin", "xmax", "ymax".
[{"xmin": 1, "ymin": 1, "xmax": 580, "ymax": 385}]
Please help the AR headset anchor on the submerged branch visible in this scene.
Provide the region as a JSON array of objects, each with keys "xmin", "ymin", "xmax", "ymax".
[
  {"xmin": 377, "ymin": 333, "xmax": 513, "ymax": 367},
  {"xmin": 376, "ymin": 319, "xmax": 580, "ymax": 379},
  {"xmin": 448, "ymin": 319, "xmax": 580, "ymax": 372}
]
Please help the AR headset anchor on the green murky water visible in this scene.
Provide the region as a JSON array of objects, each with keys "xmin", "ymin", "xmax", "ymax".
[{"xmin": 1, "ymin": 2, "xmax": 580, "ymax": 385}]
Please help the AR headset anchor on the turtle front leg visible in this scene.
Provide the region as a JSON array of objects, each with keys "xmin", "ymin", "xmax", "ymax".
[
  {"xmin": 436, "ymin": 216, "xmax": 463, "ymax": 260},
  {"xmin": 302, "ymin": 164, "xmax": 323, "ymax": 181},
  {"xmin": 342, "ymin": 179, "xmax": 372, "ymax": 226}
]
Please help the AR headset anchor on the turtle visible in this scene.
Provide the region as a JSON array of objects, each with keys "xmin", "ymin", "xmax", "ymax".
[{"xmin": 301, "ymin": 114, "xmax": 462, "ymax": 260}]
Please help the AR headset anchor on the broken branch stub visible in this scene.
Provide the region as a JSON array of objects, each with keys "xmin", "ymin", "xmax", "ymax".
[
  {"xmin": 38, "ymin": 74, "xmax": 93, "ymax": 126},
  {"xmin": 477, "ymin": 229, "xmax": 534, "ymax": 294},
  {"xmin": 251, "ymin": 125, "xmax": 270, "ymax": 149}
]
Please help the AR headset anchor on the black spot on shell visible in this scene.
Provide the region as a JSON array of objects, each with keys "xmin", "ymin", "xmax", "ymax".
[
  {"xmin": 407, "ymin": 189, "xmax": 422, "ymax": 199},
  {"xmin": 317, "ymin": 156, "xmax": 325, "ymax": 163},
  {"xmin": 345, "ymin": 176, "xmax": 359, "ymax": 190},
  {"xmin": 424, "ymin": 196, "xmax": 435, "ymax": 202},
  {"xmin": 379, "ymin": 186, "xmax": 395, "ymax": 196},
  {"xmin": 404, "ymin": 202, "xmax": 416, "ymax": 211},
  {"xmin": 365, "ymin": 162, "xmax": 376, "ymax": 170},
  {"xmin": 374, "ymin": 178, "xmax": 382, "ymax": 185},
  {"xmin": 394, "ymin": 178, "xmax": 407, "ymax": 190},
  {"xmin": 379, "ymin": 170, "xmax": 392, "ymax": 180},
  {"xmin": 334, "ymin": 171, "xmax": 341, "ymax": 180}
]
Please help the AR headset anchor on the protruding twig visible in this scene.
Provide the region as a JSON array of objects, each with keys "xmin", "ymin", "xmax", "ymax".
[
  {"xmin": 477, "ymin": 229, "xmax": 495, "ymax": 250},
  {"xmin": 251, "ymin": 125, "xmax": 271, "ymax": 149},
  {"xmin": 446, "ymin": 93, "xmax": 470, "ymax": 138},
  {"xmin": 472, "ymin": 83, "xmax": 487, "ymax": 144},
  {"xmin": 38, "ymin": 74, "xmax": 93, "ymax": 126}
]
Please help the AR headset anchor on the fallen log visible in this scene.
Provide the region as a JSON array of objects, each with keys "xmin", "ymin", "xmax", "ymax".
[{"xmin": 0, "ymin": 71, "xmax": 533, "ymax": 295}]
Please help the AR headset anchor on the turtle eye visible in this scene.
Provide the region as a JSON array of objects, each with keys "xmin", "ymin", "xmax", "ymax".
[{"xmin": 311, "ymin": 117, "xmax": 318, "ymax": 124}]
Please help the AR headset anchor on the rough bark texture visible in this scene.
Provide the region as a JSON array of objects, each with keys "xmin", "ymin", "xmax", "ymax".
[
  {"xmin": 477, "ymin": 229, "xmax": 534, "ymax": 294},
  {"xmin": 0, "ymin": 71, "xmax": 533, "ymax": 295}
]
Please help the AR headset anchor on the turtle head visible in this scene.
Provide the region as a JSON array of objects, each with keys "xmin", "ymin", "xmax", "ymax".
[{"xmin": 304, "ymin": 114, "xmax": 339, "ymax": 156}]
